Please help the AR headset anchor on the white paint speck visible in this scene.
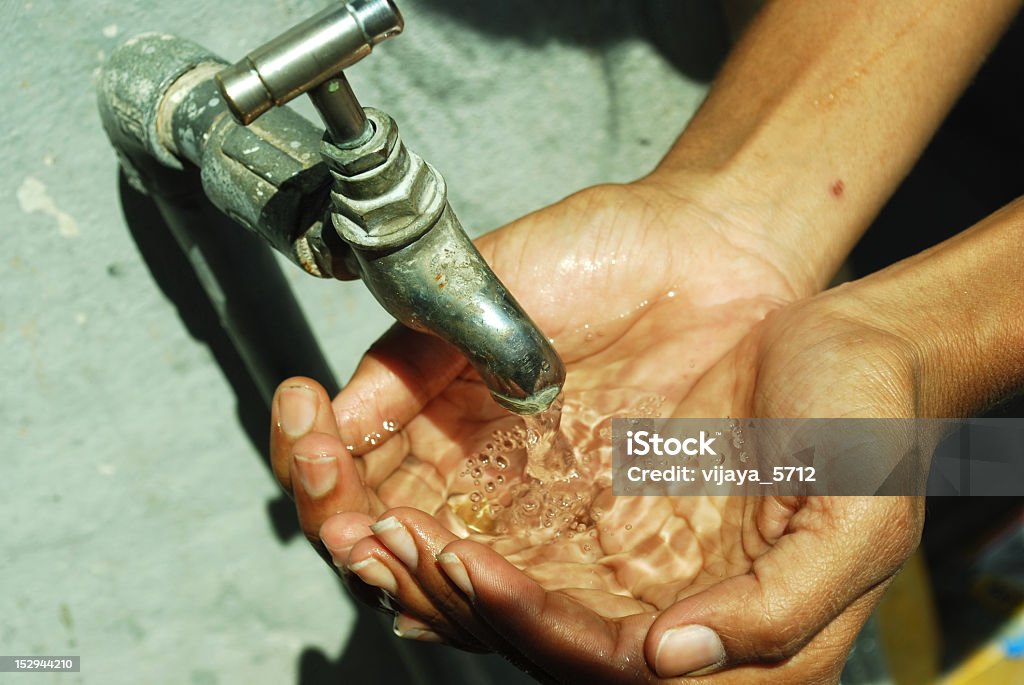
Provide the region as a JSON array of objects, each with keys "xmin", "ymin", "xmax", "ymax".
[
  {"xmin": 289, "ymin": 141, "xmax": 301, "ymax": 149},
  {"xmin": 17, "ymin": 177, "xmax": 79, "ymax": 237},
  {"xmin": 102, "ymin": 23, "xmax": 119, "ymax": 38}
]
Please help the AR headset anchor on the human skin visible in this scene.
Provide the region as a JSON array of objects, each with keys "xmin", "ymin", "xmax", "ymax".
[{"xmin": 267, "ymin": 0, "xmax": 1023, "ymax": 681}]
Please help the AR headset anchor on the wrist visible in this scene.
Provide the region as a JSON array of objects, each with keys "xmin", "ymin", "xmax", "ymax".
[
  {"xmin": 639, "ymin": 164, "xmax": 822, "ymax": 300},
  {"xmin": 831, "ymin": 197, "xmax": 1024, "ymax": 416}
]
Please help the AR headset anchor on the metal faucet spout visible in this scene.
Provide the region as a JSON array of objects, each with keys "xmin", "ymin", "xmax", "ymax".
[{"xmin": 357, "ymin": 207, "xmax": 566, "ymax": 413}]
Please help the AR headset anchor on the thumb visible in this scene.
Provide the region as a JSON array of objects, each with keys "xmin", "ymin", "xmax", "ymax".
[{"xmin": 644, "ymin": 497, "xmax": 921, "ymax": 677}]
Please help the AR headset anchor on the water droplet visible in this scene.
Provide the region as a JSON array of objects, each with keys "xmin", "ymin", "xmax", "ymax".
[
  {"xmin": 496, "ymin": 475, "xmax": 505, "ymax": 484},
  {"xmin": 470, "ymin": 492, "xmax": 482, "ymax": 503},
  {"xmin": 495, "ymin": 456, "xmax": 509, "ymax": 470},
  {"xmin": 485, "ymin": 481, "xmax": 496, "ymax": 493},
  {"xmin": 382, "ymin": 419, "xmax": 399, "ymax": 432},
  {"xmin": 471, "ymin": 468, "xmax": 482, "ymax": 479},
  {"xmin": 666, "ymin": 290, "xmax": 676, "ymax": 298},
  {"xmin": 624, "ymin": 524, "xmax": 633, "ymax": 530},
  {"xmin": 471, "ymin": 504, "xmax": 480, "ymax": 512}
]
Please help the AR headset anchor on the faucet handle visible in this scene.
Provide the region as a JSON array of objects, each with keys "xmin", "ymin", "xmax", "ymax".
[{"xmin": 216, "ymin": 0, "xmax": 402, "ymax": 144}]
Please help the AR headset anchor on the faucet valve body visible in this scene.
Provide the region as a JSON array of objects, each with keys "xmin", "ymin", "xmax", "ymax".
[{"xmin": 321, "ymin": 110, "xmax": 566, "ymax": 412}]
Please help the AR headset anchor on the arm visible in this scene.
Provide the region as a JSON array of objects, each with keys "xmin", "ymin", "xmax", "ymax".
[{"xmin": 652, "ymin": 0, "xmax": 1021, "ymax": 294}]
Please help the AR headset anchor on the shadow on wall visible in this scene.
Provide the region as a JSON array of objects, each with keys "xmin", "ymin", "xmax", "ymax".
[
  {"xmin": 119, "ymin": 172, "xmax": 308, "ymax": 544},
  {"xmin": 416, "ymin": 0, "xmax": 731, "ymax": 82}
]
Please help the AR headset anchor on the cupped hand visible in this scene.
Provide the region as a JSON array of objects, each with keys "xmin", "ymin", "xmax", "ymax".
[{"xmin": 270, "ymin": 176, "xmax": 924, "ymax": 682}]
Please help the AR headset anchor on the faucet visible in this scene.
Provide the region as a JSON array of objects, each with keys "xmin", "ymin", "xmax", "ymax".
[{"xmin": 98, "ymin": 0, "xmax": 565, "ymax": 414}]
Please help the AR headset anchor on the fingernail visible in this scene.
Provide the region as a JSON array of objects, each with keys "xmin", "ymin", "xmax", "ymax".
[
  {"xmin": 437, "ymin": 552, "xmax": 474, "ymax": 598},
  {"xmin": 279, "ymin": 386, "xmax": 317, "ymax": 438},
  {"xmin": 393, "ymin": 613, "xmax": 444, "ymax": 643},
  {"xmin": 370, "ymin": 517, "xmax": 418, "ymax": 568},
  {"xmin": 655, "ymin": 625, "xmax": 726, "ymax": 677},
  {"xmin": 293, "ymin": 453, "xmax": 337, "ymax": 498},
  {"xmin": 348, "ymin": 557, "xmax": 398, "ymax": 595},
  {"xmin": 321, "ymin": 539, "xmax": 353, "ymax": 568}
]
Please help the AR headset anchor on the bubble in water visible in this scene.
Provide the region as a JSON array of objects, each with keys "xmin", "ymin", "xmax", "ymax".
[
  {"xmin": 479, "ymin": 454, "xmax": 490, "ymax": 466},
  {"xmin": 583, "ymin": 544, "xmax": 591, "ymax": 551},
  {"xmin": 496, "ymin": 475, "xmax": 505, "ymax": 484},
  {"xmin": 495, "ymin": 456, "xmax": 509, "ymax": 470},
  {"xmin": 382, "ymin": 419, "xmax": 399, "ymax": 432},
  {"xmin": 471, "ymin": 504, "xmax": 480, "ymax": 512},
  {"xmin": 485, "ymin": 481, "xmax": 496, "ymax": 493},
  {"xmin": 470, "ymin": 492, "xmax": 482, "ymax": 503},
  {"xmin": 624, "ymin": 524, "xmax": 633, "ymax": 530},
  {"xmin": 471, "ymin": 467, "xmax": 483, "ymax": 479}
]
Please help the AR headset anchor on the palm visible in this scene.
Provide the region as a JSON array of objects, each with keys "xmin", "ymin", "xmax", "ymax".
[{"xmin": 343, "ymin": 183, "xmax": 808, "ymax": 609}]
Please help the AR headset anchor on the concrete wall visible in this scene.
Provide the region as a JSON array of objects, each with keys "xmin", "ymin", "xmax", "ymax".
[{"xmin": 1, "ymin": 1, "xmax": 714, "ymax": 682}]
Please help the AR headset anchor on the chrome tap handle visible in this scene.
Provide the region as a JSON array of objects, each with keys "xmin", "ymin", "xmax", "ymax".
[{"xmin": 215, "ymin": 0, "xmax": 402, "ymax": 144}]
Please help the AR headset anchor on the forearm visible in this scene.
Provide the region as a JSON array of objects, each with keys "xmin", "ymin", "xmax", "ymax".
[
  {"xmin": 846, "ymin": 197, "xmax": 1024, "ymax": 417},
  {"xmin": 653, "ymin": 0, "xmax": 1020, "ymax": 293}
]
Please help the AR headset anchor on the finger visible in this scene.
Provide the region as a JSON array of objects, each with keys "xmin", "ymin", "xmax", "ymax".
[
  {"xmin": 320, "ymin": 512, "xmax": 376, "ymax": 568},
  {"xmin": 345, "ymin": 535, "xmax": 487, "ymax": 651},
  {"xmin": 270, "ymin": 377, "xmax": 341, "ymax": 493},
  {"xmin": 393, "ymin": 612, "xmax": 446, "ymax": 643},
  {"xmin": 332, "ymin": 324, "xmax": 467, "ymax": 454},
  {"xmin": 437, "ymin": 540, "xmax": 658, "ymax": 685},
  {"xmin": 290, "ymin": 432, "xmax": 370, "ymax": 547},
  {"xmin": 644, "ymin": 497, "xmax": 921, "ymax": 677},
  {"xmin": 368, "ymin": 509, "xmax": 502, "ymax": 645},
  {"xmin": 680, "ymin": 583, "xmax": 889, "ymax": 685}
]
